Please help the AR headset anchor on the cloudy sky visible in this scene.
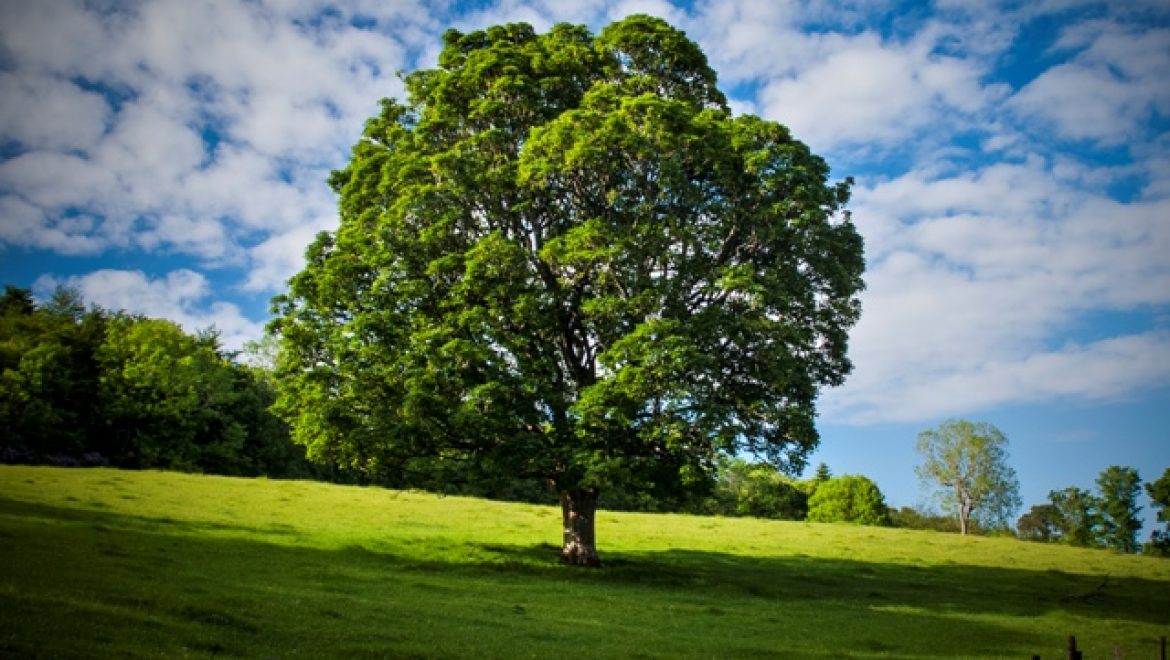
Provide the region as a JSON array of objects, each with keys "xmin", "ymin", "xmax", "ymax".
[{"xmin": 2, "ymin": 0, "xmax": 1168, "ymax": 531}]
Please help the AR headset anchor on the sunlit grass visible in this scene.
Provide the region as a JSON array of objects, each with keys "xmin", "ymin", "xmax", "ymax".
[{"xmin": 2, "ymin": 465, "xmax": 1168, "ymax": 658}]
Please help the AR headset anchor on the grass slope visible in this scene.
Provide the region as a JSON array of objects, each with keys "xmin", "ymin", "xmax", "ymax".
[{"xmin": 1, "ymin": 466, "xmax": 1168, "ymax": 658}]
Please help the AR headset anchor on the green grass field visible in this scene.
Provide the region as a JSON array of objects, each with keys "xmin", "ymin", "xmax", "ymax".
[{"xmin": 1, "ymin": 466, "xmax": 1168, "ymax": 658}]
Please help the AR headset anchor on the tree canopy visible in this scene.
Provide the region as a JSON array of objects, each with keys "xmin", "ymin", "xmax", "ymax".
[
  {"xmin": 1046, "ymin": 486, "xmax": 1101, "ymax": 548},
  {"xmin": 1016, "ymin": 503, "xmax": 1062, "ymax": 542},
  {"xmin": 1095, "ymin": 465, "xmax": 1142, "ymax": 553},
  {"xmin": 915, "ymin": 419, "xmax": 1021, "ymax": 535},
  {"xmin": 1144, "ymin": 468, "xmax": 1170, "ymax": 556},
  {"xmin": 0, "ymin": 285, "xmax": 304, "ymax": 477},
  {"xmin": 706, "ymin": 458, "xmax": 810, "ymax": 520},
  {"xmin": 806, "ymin": 474, "xmax": 890, "ymax": 526},
  {"xmin": 270, "ymin": 16, "xmax": 865, "ymax": 565},
  {"xmin": 1022, "ymin": 465, "xmax": 1156, "ymax": 551}
]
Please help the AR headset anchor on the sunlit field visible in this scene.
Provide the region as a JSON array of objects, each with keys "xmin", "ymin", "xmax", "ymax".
[{"xmin": 2, "ymin": 465, "xmax": 1167, "ymax": 658}]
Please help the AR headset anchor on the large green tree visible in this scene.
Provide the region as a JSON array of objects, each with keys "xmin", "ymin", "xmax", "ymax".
[
  {"xmin": 270, "ymin": 16, "xmax": 865, "ymax": 565},
  {"xmin": 1095, "ymin": 465, "xmax": 1142, "ymax": 553},
  {"xmin": 915, "ymin": 420, "xmax": 1021, "ymax": 535}
]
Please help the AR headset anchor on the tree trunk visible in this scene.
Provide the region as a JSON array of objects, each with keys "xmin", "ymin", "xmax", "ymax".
[
  {"xmin": 560, "ymin": 488, "xmax": 601, "ymax": 567},
  {"xmin": 955, "ymin": 485, "xmax": 970, "ymax": 535}
]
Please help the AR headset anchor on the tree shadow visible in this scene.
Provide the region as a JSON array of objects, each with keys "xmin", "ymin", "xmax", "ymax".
[
  {"xmin": 463, "ymin": 541, "xmax": 1169, "ymax": 625},
  {"xmin": 3, "ymin": 496, "xmax": 1168, "ymax": 659}
]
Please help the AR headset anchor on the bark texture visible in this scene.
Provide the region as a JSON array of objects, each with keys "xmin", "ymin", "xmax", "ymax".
[
  {"xmin": 957, "ymin": 485, "xmax": 971, "ymax": 535},
  {"xmin": 560, "ymin": 488, "xmax": 601, "ymax": 567}
]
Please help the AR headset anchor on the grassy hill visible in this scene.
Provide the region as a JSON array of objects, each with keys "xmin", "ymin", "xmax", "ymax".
[{"xmin": 2, "ymin": 466, "xmax": 1167, "ymax": 658}]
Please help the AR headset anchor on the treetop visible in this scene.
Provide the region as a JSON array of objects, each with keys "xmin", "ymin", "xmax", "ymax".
[{"xmin": 272, "ymin": 14, "xmax": 864, "ymax": 502}]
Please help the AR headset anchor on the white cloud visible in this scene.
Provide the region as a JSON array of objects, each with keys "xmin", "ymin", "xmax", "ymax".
[
  {"xmin": 94, "ymin": 92, "xmax": 208, "ymax": 188},
  {"xmin": 688, "ymin": 0, "xmax": 836, "ymax": 84},
  {"xmin": 33, "ymin": 269, "xmax": 265, "ymax": 351},
  {"xmin": 0, "ymin": 196, "xmax": 106, "ymax": 255},
  {"xmin": 455, "ymin": 0, "xmax": 559, "ymax": 32},
  {"xmin": 0, "ymin": 2, "xmax": 128, "ymax": 79},
  {"xmin": 3, "ymin": 0, "xmax": 1170, "ymax": 427},
  {"xmin": 1011, "ymin": 64, "xmax": 1141, "ymax": 144},
  {"xmin": 0, "ymin": 0, "xmax": 419, "ymax": 288},
  {"xmin": 245, "ymin": 223, "xmax": 334, "ymax": 292},
  {"xmin": 725, "ymin": 96, "xmax": 759, "ymax": 117},
  {"xmin": 606, "ymin": 0, "xmax": 683, "ymax": 24},
  {"xmin": 147, "ymin": 214, "xmax": 243, "ymax": 264},
  {"xmin": 1010, "ymin": 21, "xmax": 1170, "ymax": 144},
  {"xmin": 0, "ymin": 151, "xmax": 120, "ymax": 212},
  {"xmin": 828, "ymin": 330, "xmax": 1170, "ymax": 423},
  {"xmin": 823, "ymin": 156, "xmax": 1170, "ymax": 423},
  {"xmin": 756, "ymin": 32, "xmax": 994, "ymax": 152},
  {"xmin": 0, "ymin": 72, "xmax": 111, "ymax": 153}
]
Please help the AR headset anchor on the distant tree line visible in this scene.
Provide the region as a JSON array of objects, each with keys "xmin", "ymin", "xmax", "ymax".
[
  {"xmin": 684, "ymin": 460, "xmax": 890, "ymax": 525},
  {"xmin": 908, "ymin": 419, "xmax": 1170, "ymax": 553},
  {"xmin": 1017, "ymin": 465, "xmax": 1170, "ymax": 556},
  {"xmin": 0, "ymin": 285, "xmax": 309, "ymax": 477},
  {"xmin": 420, "ymin": 454, "xmax": 894, "ymax": 527}
]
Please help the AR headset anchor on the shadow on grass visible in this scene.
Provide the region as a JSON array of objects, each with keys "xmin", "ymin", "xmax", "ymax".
[
  {"xmin": 2, "ymin": 496, "xmax": 1168, "ymax": 659},
  {"xmin": 467, "ymin": 540, "xmax": 1169, "ymax": 626}
]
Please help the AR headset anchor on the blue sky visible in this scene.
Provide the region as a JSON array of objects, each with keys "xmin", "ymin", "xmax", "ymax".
[{"xmin": 1, "ymin": 0, "xmax": 1168, "ymax": 536}]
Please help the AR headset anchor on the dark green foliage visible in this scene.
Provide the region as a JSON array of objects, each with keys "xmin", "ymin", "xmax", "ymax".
[
  {"xmin": 270, "ymin": 15, "xmax": 864, "ymax": 560},
  {"xmin": 1145, "ymin": 468, "xmax": 1170, "ymax": 557},
  {"xmin": 889, "ymin": 506, "xmax": 961, "ymax": 533},
  {"xmin": 1017, "ymin": 504, "xmax": 1062, "ymax": 542},
  {"xmin": 0, "ymin": 285, "xmax": 35, "ymax": 316},
  {"xmin": 1047, "ymin": 487, "xmax": 1102, "ymax": 547},
  {"xmin": 0, "ymin": 285, "xmax": 306, "ymax": 477},
  {"xmin": 1095, "ymin": 466, "xmax": 1142, "ymax": 553},
  {"xmin": 806, "ymin": 474, "xmax": 891, "ymax": 526},
  {"xmin": 1, "ymin": 287, "xmax": 105, "ymax": 460},
  {"xmin": 96, "ymin": 317, "xmax": 225, "ymax": 469},
  {"xmin": 699, "ymin": 458, "xmax": 809, "ymax": 520},
  {"xmin": 813, "ymin": 462, "xmax": 832, "ymax": 484},
  {"xmin": 1036, "ymin": 465, "xmax": 1151, "ymax": 552}
]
